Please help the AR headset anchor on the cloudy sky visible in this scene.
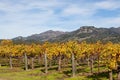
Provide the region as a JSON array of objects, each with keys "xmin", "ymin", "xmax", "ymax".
[{"xmin": 0, "ymin": 0, "xmax": 120, "ymax": 39}]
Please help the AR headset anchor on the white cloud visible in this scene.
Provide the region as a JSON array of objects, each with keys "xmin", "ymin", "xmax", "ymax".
[
  {"xmin": 95, "ymin": 0, "xmax": 120, "ymax": 10},
  {"xmin": 61, "ymin": 5, "xmax": 94, "ymax": 16},
  {"xmin": 61, "ymin": 0, "xmax": 120, "ymax": 17}
]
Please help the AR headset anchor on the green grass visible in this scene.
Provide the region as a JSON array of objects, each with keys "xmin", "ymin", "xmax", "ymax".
[
  {"xmin": 0, "ymin": 66, "xmax": 64, "ymax": 80},
  {"xmin": 0, "ymin": 64, "xmax": 118, "ymax": 80}
]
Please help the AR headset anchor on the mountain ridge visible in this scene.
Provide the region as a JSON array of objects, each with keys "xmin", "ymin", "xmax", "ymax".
[{"xmin": 12, "ymin": 26, "xmax": 120, "ymax": 44}]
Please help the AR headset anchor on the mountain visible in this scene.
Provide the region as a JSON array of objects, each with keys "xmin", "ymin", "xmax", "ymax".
[
  {"xmin": 26, "ymin": 30, "xmax": 66, "ymax": 41},
  {"xmin": 12, "ymin": 30, "xmax": 66, "ymax": 44},
  {"xmin": 12, "ymin": 26, "xmax": 120, "ymax": 44},
  {"xmin": 50, "ymin": 26, "xmax": 120, "ymax": 43}
]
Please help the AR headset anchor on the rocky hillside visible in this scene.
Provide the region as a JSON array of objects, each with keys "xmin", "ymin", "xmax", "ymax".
[
  {"xmin": 50, "ymin": 26, "xmax": 120, "ymax": 43},
  {"xmin": 13, "ymin": 30, "xmax": 66, "ymax": 44},
  {"xmin": 12, "ymin": 26, "xmax": 120, "ymax": 44}
]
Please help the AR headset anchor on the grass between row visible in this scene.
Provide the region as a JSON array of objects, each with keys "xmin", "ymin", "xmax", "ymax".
[{"xmin": 0, "ymin": 64, "xmax": 117, "ymax": 80}]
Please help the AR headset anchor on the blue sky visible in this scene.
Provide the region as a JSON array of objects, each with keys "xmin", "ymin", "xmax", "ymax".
[{"xmin": 0, "ymin": 0, "xmax": 120, "ymax": 39}]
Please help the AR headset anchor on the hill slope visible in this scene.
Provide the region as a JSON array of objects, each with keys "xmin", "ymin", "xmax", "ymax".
[
  {"xmin": 13, "ymin": 30, "xmax": 65, "ymax": 44},
  {"xmin": 12, "ymin": 26, "xmax": 120, "ymax": 43},
  {"xmin": 50, "ymin": 26, "xmax": 120, "ymax": 43}
]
